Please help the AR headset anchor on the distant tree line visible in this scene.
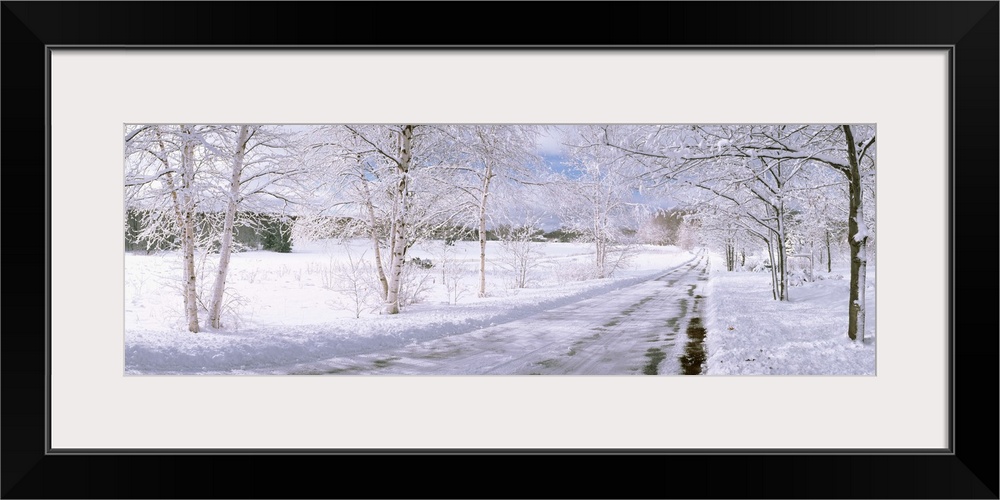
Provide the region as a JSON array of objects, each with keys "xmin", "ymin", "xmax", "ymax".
[
  {"xmin": 300, "ymin": 216, "xmax": 584, "ymax": 245},
  {"xmin": 125, "ymin": 209, "xmax": 293, "ymax": 253}
]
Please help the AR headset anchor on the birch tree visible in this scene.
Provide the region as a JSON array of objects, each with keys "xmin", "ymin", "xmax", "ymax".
[
  {"xmin": 442, "ymin": 125, "xmax": 542, "ymax": 297},
  {"xmin": 297, "ymin": 127, "xmax": 392, "ymax": 301},
  {"xmin": 301, "ymin": 125, "xmax": 461, "ymax": 314},
  {"xmin": 204, "ymin": 125, "xmax": 303, "ymax": 329},
  {"xmin": 382, "ymin": 124, "xmax": 415, "ymax": 314},
  {"xmin": 125, "ymin": 124, "xmax": 216, "ymax": 332},
  {"xmin": 206, "ymin": 125, "xmax": 252, "ymax": 329},
  {"xmin": 558, "ymin": 126, "xmax": 648, "ymax": 279},
  {"xmin": 127, "ymin": 124, "xmax": 306, "ymax": 331}
]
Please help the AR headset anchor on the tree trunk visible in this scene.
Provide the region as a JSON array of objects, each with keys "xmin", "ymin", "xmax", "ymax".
[
  {"xmin": 843, "ymin": 125, "xmax": 867, "ymax": 341},
  {"xmin": 154, "ymin": 128, "xmax": 199, "ymax": 332},
  {"xmin": 524, "ymin": 251, "xmax": 531, "ymax": 288},
  {"xmin": 592, "ymin": 189, "xmax": 604, "ymax": 279},
  {"xmin": 806, "ymin": 239, "xmax": 816, "ymax": 281},
  {"xmin": 774, "ymin": 175, "xmax": 789, "ymax": 301},
  {"xmin": 384, "ymin": 125, "xmax": 414, "ymax": 314},
  {"xmin": 825, "ymin": 229, "xmax": 832, "ymax": 273},
  {"xmin": 595, "ymin": 235, "xmax": 607, "ymax": 279},
  {"xmin": 361, "ymin": 180, "xmax": 389, "ymax": 300},
  {"xmin": 777, "ymin": 237, "xmax": 787, "ymax": 301},
  {"xmin": 766, "ymin": 239, "xmax": 778, "ymax": 301},
  {"xmin": 477, "ymin": 162, "xmax": 493, "ymax": 298},
  {"xmin": 180, "ymin": 131, "xmax": 199, "ymax": 333},
  {"xmin": 727, "ymin": 240, "xmax": 735, "ymax": 271},
  {"xmin": 775, "ymin": 219, "xmax": 788, "ymax": 301},
  {"xmin": 208, "ymin": 125, "xmax": 250, "ymax": 329}
]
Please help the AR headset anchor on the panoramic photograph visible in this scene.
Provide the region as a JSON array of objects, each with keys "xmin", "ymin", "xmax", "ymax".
[{"xmin": 124, "ymin": 124, "xmax": 876, "ymax": 375}]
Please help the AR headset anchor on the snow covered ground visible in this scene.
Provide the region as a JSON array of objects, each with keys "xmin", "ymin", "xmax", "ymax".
[
  {"xmin": 125, "ymin": 240, "xmax": 876, "ymax": 375},
  {"xmin": 701, "ymin": 253, "xmax": 876, "ymax": 375},
  {"xmin": 125, "ymin": 240, "xmax": 696, "ymax": 374},
  {"xmin": 269, "ymin": 252, "xmax": 709, "ymax": 375}
]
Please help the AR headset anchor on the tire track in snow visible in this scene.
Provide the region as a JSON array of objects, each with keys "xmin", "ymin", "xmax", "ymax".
[
  {"xmin": 523, "ymin": 272, "xmax": 698, "ymax": 375},
  {"xmin": 290, "ymin": 251, "xmax": 707, "ymax": 375}
]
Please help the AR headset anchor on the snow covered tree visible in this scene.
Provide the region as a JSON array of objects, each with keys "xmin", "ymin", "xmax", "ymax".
[
  {"xmin": 441, "ymin": 125, "xmax": 542, "ymax": 297},
  {"xmin": 206, "ymin": 125, "xmax": 253, "ymax": 329},
  {"xmin": 204, "ymin": 125, "xmax": 303, "ymax": 329},
  {"xmin": 125, "ymin": 124, "xmax": 217, "ymax": 332},
  {"xmin": 603, "ymin": 124, "xmax": 875, "ymax": 340},
  {"xmin": 126, "ymin": 124, "xmax": 306, "ymax": 331},
  {"xmin": 299, "ymin": 125, "xmax": 466, "ymax": 314},
  {"xmin": 693, "ymin": 208, "xmax": 754, "ymax": 272},
  {"xmin": 494, "ymin": 214, "xmax": 545, "ymax": 289},
  {"xmin": 557, "ymin": 126, "xmax": 648, "ymax": 279},
  {"xmin": 840, "ymin": 125, "xmax": 874, "ymax": 341},
  {"xmin": 695, "ymin": 124, "xmax": 874, "ymax": 338},
  {"xmin": 792, "ymin": 164, "xmax": 850, "ymax": 274},
  {"xmin": 637, "ymin": 208, "xmax": 686, "ymax": 246}
]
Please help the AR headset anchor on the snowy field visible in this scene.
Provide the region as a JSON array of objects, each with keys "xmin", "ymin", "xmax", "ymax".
[
  {"xmin": 125, "ymin": 240, "xmax": 697, "ymax": 374},
  {"xmin": 126, "ymin": 240, "xmax": 875, "ymax": 375},
  {"xmin": 702, "ymin": 254, "xmax": 876, "ymax": 375}
]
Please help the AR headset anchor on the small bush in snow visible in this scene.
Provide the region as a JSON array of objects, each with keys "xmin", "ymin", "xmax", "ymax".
[
  {"xmin": 498, "ymin": 236, "xmax": 542, "ymax": 289},
  {"xmin": 214, "ymin": 288, "xmax": 253, "ymax": 331},
  {"xmin": 126, "ymin": 274, "xmax": 147, "ymax": 305},
  {"xmin": 408, "ymin": 257, "xmax": 434, "ymax": 270},
  {"xmin": 553, "ymin": 261, "xmax": 596, "ymax": 284},
  {"xmin": 444, "ymin": 266, "xmax": 471, "ymax": 305},
  {"xmin": 398, "ymin": 260, "xmax": 435, "ymax": 307},
  {"xmin": 322, "ymin": 250, "xmax": 382, "ymax": 318}
]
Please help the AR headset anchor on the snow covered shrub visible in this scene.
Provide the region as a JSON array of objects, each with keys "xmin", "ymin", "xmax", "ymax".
[
  {"xmin": 746, "ymin": 255, "xmax": 770, "ymax": 273},
  {"xmin": 157, "ymin": 252, "xmax": 253, "ymax": 331},
  {"xmin": 193, "ymin": 249, "xmax": 217, "ymax": 311},
  {"xmin": 444, "ymin": 264, "xmax": 471, "ymax": 305},
  {"xmin": 553, "ymin": 261, "xmax": 596, "ymax": 284},
  {"xmin": 126, "ymin": 273, "xmax": 147, "ymax": 306},
  {"xmin": 431, "ymin": 239, "xmax": 469, "ymax": 303},
  {"xmin": 239, "ymin": 265, "xmax": 262, "ymax": 284},
  {"xmin": 323, "ymin": 252, "xmax": 382, "ymax": 318},
  {"xmin": 397, "ymin": 259, "xmax": 435, "ymax": 308},
  {"xmin": 498, "ymin": 230, "xmax": 542, "ymax": 289},
  {"xmin": 814, "ymin": 273, "xmax": 843, "ymax": 281},
  {"xmin": 787, "ymin": 255, "xmax": 814, "ymax": 286},
  {"xmin": 602, "ymin": 244, "xmax": 637, "ymax": 278},
  {"xmin": 788, "ymin": 273, "xmax": 805, "ymax": 287},
  {"xmin": 788, "ymin": 268, "xmax": 815, "ymax": 287},
  {"xmin": 408, "ymin": 257, "xmax": 434, "ymax": 270},
  {"xmin": 214, "ymin": 288, "xmax": 253, "ymax": 331}
]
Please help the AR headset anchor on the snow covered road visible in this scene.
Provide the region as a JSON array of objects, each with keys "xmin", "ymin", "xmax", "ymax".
[{"xmin": 286, "ymin": 252, "xmax": 710, "ymax": 375}]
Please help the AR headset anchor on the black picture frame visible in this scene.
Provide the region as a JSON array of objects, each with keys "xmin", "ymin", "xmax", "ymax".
[{"xmin": 3, "ymin": 2, "xmax": 996, "ymax": 498}]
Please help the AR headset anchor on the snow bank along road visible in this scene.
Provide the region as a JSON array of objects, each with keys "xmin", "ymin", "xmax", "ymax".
[{"xmin": 288, "ymin": 252, "xmax": 711, "ymax": 375}]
